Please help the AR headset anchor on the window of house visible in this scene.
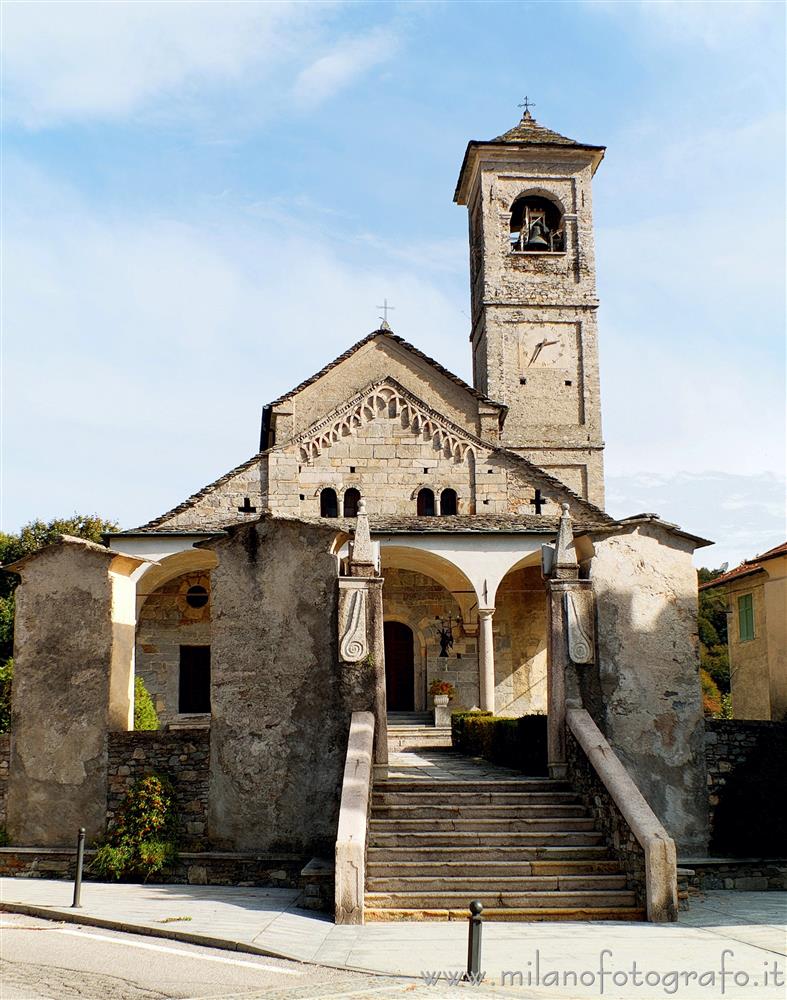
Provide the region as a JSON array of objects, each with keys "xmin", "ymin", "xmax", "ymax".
[
  {"xmin": 440, "ymin": 488, "xmax": 458, "ymax": 515},
  {"xmin": 179, "ymin": 645, "xmax": 211, "ymax": 714},
  {"xmin": 185, "ymin": 585, "xmax": 209, "ymax": 609},
  {"xmin": 417, "ymin": 487, "xmax": 436, "ymax": 517},
  {"xmin": 343, "ymin": 488, "xmax": 361, "ymax": 518},
  {"xmin": 320, "ymin": 488, "xmax": 338, "ymax": 518},
  {"xmin": 509, "ymin": 195, "xmax": 564, "ymax": 252},
  {"xmin": 738, "ymin": 593, "xmax": 755, "ymax": 642}
]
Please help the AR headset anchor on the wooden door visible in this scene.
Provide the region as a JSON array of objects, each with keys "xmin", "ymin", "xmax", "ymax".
[{"xmin": 384, "ymin": 622, "xmax": 415, "ymax": 711}]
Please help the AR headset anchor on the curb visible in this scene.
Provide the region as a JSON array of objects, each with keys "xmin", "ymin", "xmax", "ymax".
[{"xmin": 0, "ymin": 901, "xmax": 415, "ymax": 980}]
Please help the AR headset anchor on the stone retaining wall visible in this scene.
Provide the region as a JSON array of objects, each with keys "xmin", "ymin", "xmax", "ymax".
[
  {"xmin": 0, "ymin": 847, "xmax": 332, "ymax": 911},
  {"xmin": 705, "ymin": 719, "xmax": 787, "ymax": 855},
  {"xmin": 681, "ymin": 858, "xmax": 787, "ymax": 892},
  {"xmin": 0, "ymin": 734, "xmax": 9, "ymax": 831},
  {"xmin": 566, "ymin": 727, "xmax": 646, "ymax": 909},
  {"xmin": 107, "ymin": 730, "xmax": 210, "ymax": 850}
]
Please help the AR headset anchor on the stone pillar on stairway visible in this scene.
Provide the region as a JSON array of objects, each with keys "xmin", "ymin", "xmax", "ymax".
[
  {"xmin": 544, "ymin": 503, "xmax": 596, "ymax": 780},
  {"xmin": 478, "ymin": 608, "xmax": 496, "ymax": 713}
]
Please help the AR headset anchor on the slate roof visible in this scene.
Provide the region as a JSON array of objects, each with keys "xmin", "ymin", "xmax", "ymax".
[
  {"xmin": 454, "ymin": 112, "xmax": 606, "ymax": 203},
  {"xmin": 492, "ymin": 110, "xmax": 584, "ymax": 146},
  {"xmin": 700, "ymin": 540, "xmax": 787, "ymax": 590},
  {"xmin": 360, "ymin": 514, "xmax": 604, "ymax": 535},
  {"xmin": 131, "ymin": 453, "xmax": 264, "ymax": 532},
  {"xmin": 266, "ymin": 329, "xmax": 505, "ymax": 411}
]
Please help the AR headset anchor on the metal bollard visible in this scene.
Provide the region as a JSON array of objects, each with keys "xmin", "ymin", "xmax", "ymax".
[
  {"xmin": 465, "ymin": 899, "xmax": 483, "ymax": 981},
  {"xmin": 72, "ymin": 828, "xmax": 85, "ymax": 908}
]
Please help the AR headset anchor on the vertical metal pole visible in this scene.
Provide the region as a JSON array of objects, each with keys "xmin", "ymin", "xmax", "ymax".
[
  {"xmin": 465, "ymin": 900, "xmax": 483, "ymax": 980},
  {"xmin": 72, "ymin": 828, "xmax": 85, "ymax": 908}
]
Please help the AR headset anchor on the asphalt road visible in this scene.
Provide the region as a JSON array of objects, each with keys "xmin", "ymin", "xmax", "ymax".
[{"xmin": 0, "ymin": 912, "xmax": 511, "ymax": 999}]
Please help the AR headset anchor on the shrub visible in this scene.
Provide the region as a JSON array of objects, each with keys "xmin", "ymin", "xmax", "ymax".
[
  {"xmin": 0, "ymin": 826, "xmax": 9, "ymax": 847},
  {"xmin": 0, "ymin": 659, "xmax": 12, "ymax": 733},
  {"xmin": 451, "ymin": 710, "xmax": 547, "ymax": 775},
  {"xmin": 134, "ymin": 676, "xmax": 159, "ymax": 731},
  {"xmin": 92, "ymin": 774, "xmax": 177, "ymax": 882},
  {"xmin": 700, "ymin": 668, "xmax": 722, "ymax": 716}
]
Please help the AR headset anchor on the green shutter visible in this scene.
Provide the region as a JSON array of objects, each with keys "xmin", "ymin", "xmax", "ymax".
[{"xmin": 738, "ymin": 593, "xmax": 755, "ymax": 642}]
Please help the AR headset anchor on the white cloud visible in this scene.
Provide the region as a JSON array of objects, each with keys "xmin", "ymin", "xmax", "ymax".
[
  {"xmin": 292, "ymin": 27, "xmax": 395, "ymax": 108},
  {"xmin": 1, "ymin": 160, "xmax": 465, "ymax": 532},
  {"xmin": 1, "ymin": 1, "xmax": 399, "ymax": 127},
  {"xmin": 606, "ymin": 470, "xmax": 785, "ymax": 568},
  {"xmin": 585, "ymin": 0, "xmax": 774, "ymax": 49}
]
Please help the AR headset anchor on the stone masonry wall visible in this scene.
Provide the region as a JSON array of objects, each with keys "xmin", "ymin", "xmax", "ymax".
[
  {"xmin": 270, "ymin": 391, "xmax": 587, "ymax": 521},
  {"xmin": 107, "ymin": 730, "xmax": 210, "ymax": 850},
  {"xmin": 494, "ymin": 566, "xmax": 547, "ymax": 715},
  {"xmin": 705, "ymin": 718, "xmax": 787, "ymax": 855},
  {"xmin": 591, "ymin": 523, "xmax": 709, "ymax": 854},
  {"xmin": 566, "ymin": 727, "xmax": 645, "ymax": 909},
  {"xmin": 136, "ymin": 571, "xmax": 211, "ymax": 725},
  {"xmin": 0, "ymin": 734, "xmax": 9, "ymax": 831},
  {"xmin": 206, "ymin": 518, "xmax": 346, "ymax": 855}
]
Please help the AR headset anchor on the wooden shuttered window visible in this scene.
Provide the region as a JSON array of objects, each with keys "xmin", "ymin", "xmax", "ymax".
[{"xmin": 738, "ymin": 593, "xmax": 754, "ymax": 642}]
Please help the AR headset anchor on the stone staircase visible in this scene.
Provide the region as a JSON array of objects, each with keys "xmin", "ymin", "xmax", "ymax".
[
  {"xmin": 386, "ymin": 712, "xmax": 452, "ymax": 751},
  {"xmin": 365, "ymin": 743, "xmax": 645, "ymax": 922}
]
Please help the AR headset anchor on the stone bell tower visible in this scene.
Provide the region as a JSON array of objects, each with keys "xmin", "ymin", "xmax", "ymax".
[{"xmin": 454, "ymin": 107, "xmax": 606, "ymax": 508}]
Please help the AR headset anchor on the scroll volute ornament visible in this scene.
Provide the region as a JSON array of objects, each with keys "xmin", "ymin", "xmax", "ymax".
[
  {"xmin": 565, "ymin": 590, "xmax": 595, "ymax": 664},
  {"xmin": 340, "ymin": 589, "xmax": 368, "ymax": 663}
]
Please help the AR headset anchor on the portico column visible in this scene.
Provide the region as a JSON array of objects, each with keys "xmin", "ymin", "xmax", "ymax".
[{"xmin": 478, "ymin": 608, "xmax": 496, "ymax": 713}]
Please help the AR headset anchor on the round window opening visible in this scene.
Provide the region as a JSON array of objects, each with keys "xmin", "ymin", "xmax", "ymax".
[{"xmin": 185, "ymin": 585, "xmax": 209, "ymax": 609}]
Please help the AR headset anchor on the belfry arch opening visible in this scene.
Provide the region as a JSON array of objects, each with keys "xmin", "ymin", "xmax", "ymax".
[{"xmin": 510, "ymin": 194, "xmax": 564, "ymax": 253}]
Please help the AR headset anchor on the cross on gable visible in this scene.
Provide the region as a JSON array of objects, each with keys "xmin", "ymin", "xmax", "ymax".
[
  {"xmin": 530, "ymin": 489, "xmax": 548, "ymax": 515},
  {"xmin": 237, "ymin": 497, "xmax": 257, "ymax": 514}
]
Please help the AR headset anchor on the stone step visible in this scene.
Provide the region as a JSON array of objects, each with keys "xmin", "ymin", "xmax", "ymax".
[
  {"xmin": 364, "ymin": 890, "xmax": 638, "ymax": 910},
  {"xmin": 368, "ymin": 830, "xmax": 605, "ymax": 848},
  {"xmin": 372, "ymin": 790, "xmax": 581, "ymax": 805},
  {"xmin": 371, "ymin": 803, "xmax": 588, "ymax": 819},
  {"xmin": 364, "ymin": 905, "xmax": 646, "ymax": 923},
  {"xmin": 369, "ymin": 816, "xmax": 597, "ymax": 833},
  {"xmin": 366, "ymin": 859, "xmax": 624, "ymax": 878},
  {"xmin": 387, "ymin": 713, "xmax": 432, "ymax": 723},
  {"xmin": 387, "ymin": 733, "xmax": 453, "ymax": 745},
  {"xmin": 367, "ymin": 844, "xmax": 613, "ymax": 862},
  {"xmin": 367, "ymin": 874, "xmax": 629, "ymax": 892},
  {"xmin": 373, "ymin": 779, "xmax": 568, "ymax": 793}
]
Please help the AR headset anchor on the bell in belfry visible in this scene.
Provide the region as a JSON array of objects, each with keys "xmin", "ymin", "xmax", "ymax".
[{"xmin": 526, "ymin": 217, "xmax": 549, "ymax": 249}]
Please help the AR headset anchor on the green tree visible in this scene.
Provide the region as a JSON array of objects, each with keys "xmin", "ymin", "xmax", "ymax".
[
  {"xmin": 0, "ymin": 515, "xmax": 118, "ymax": 728},
  {"xmin": 697, "ymin": 566, "xmax": 731, "ymax": 700},
  {"xmin": 134, "ymin": 676, "xmax": 159, "ymax": 731}
]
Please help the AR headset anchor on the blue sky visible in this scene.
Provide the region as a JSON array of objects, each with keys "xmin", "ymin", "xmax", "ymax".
[{"xmin": 2, "ymin": 0, "xmax": 785, "ymax": 567}]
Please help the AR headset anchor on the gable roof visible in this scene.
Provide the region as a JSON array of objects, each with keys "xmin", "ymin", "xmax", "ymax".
[
  {"xmin": 700, "ymin": 540, "xmax": 787, "ymax": 591},
  {"xmin": 265, "ymin": 328, "xmax": 505, "ymax": 413}
]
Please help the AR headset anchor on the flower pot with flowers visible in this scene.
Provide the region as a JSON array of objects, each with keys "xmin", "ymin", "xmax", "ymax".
[{"xmin": 429, "ymin": 678, "xmax": 455, "ymax": 726}]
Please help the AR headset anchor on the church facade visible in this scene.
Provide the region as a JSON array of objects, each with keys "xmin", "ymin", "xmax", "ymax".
[{"xmin": 5, "ymin": 111, "xmax": 712, "ymax": 919}]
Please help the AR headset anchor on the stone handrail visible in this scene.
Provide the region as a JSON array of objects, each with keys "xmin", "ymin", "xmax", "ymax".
[
  {"xmin": 566, "ymin": 708, "xmax": 678, "ymax": 922},
  {"xmin": 334, "ymin": 711, "xmax": 375, "ymax": 925}
]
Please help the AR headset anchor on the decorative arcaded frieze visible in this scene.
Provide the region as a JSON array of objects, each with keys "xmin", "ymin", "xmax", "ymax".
[{"xmin": 291, "ymin": 380, "xmax": 480, "ymax": 466}]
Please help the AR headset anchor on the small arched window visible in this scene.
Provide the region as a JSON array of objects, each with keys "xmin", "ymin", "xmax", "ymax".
[
  {"xmin": 510, "ymin": 195, "xmax": 564, "ymax": 253},
  {"xmin": 417, "ymin": 488, "xmax": 436, "ymax": 517},
  {"xmin": 440, "ymin": 488, "xmax": 458, "ymax": 516},
  {"xmin": 343, "ymin": 488, "xmax": 361, "ymax": 518},
  {"xmin": 320, "ymin": 488, "xmax": 338, "ymax": 518}
]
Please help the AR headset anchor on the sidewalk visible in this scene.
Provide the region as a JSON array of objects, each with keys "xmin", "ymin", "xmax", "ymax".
[{"xmin": 1, "ymin": 878, "xmax": 785, "ymax": 998}]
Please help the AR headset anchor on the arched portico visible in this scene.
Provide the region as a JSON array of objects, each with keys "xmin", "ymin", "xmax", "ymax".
[{"xmin": 375, "ymin": 531, "xmax": 551, "ymax": 714}]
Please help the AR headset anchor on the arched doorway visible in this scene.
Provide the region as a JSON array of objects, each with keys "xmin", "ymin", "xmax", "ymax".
[{"xmin": 384, "ymin": 621, "xmax": 415, "ymax": 711}]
